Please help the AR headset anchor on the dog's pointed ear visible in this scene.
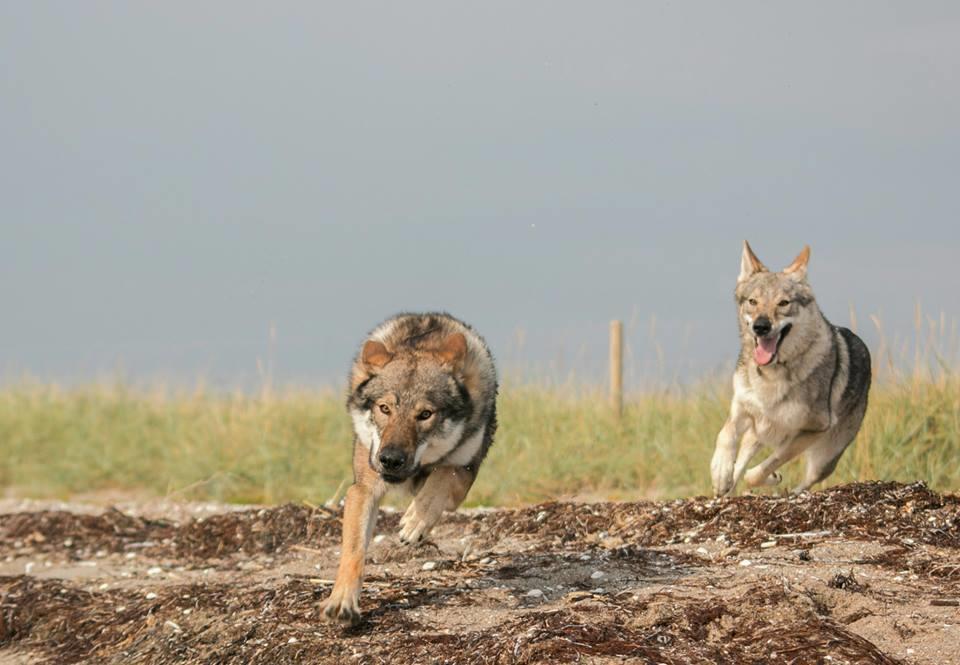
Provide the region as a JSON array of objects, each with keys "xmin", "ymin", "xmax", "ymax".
[
  {"xmin": 783, "ymin": 245, "xmax": 811, "ymax": 281},
  {"xmin": 361, "ymin": 340, "xmax": 394, "ymax": 369},
  {"xmin": 739, "ymin": 240, "xmax": 768, "ymax": 282},
  {"xmin": 435, "ymin": 333, "xmax": 467, "ymax": 367}
]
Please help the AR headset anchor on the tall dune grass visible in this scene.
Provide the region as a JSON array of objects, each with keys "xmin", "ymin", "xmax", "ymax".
[
  {"xmin": 1, "ymin": 375, "xmax": 956, "ymax": 506},
  {"xmin": 2, "ymin": 310, "xmax": 956, "ymax": 505}
]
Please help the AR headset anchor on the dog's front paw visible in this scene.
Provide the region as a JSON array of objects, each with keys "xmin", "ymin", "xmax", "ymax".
[
  {"xmin": 710, "ymin": 451, "xmax": 735, "ymax": 497},
  {"xmin": 323, "ymin": 585, "xmax": 361, "ymax": 626},
  {"xmin": 398, "ymin": 509, "xmax": 431, "ymax": 545},
  {"xmin": 398, "ymin": 499, "xmax": 441, "ymax": 545}
]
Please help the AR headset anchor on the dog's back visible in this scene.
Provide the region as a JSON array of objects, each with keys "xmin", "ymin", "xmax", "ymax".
[
  {"xmin": 835, "ymin": 326, "xmax": 871, "ymax": 423},
  {"xmin": 820, "ymin": 325, "xmax": 871, "ymax": 474}
]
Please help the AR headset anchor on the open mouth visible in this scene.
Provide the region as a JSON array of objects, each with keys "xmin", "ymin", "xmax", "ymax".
[
  {"xmin": 380, "ymin": 472, "xmax": 410, "ymax": 484},
  {"xmin": 754, "ymin": 323, "xmax": 792, "ymax": 366}
]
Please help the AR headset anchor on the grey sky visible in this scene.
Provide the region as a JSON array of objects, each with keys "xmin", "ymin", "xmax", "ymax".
[{"xmin": 2, "ymin": 2, "xmax": 958, "ymax": 389}]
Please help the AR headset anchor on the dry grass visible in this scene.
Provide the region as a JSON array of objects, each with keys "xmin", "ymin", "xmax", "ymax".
[
  {"xmin": 2, "ymin": 308, "xmax": 956, "ymax": 506},
  {"xmin": 1, "ymin": 373, "xmax": 956, "ymax": 506}
]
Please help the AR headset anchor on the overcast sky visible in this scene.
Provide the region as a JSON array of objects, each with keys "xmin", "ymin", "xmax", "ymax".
[{"xmin": 2, "ymin": 2, "xmax": 958, "ymax": 389}]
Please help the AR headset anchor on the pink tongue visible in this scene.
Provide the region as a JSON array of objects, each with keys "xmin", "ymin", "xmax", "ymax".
[{"xmin": 754, "ymin": 335, "xmax": 778, "ymax": 366}]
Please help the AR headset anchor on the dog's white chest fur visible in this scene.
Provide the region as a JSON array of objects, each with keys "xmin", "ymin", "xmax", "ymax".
[{"xmin": 734, "ymin": 371, "xmax": 812, "ymax": 435}]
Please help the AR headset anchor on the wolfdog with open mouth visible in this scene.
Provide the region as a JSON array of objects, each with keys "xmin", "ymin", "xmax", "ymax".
[{"xmin": 711, "ymin": 242, "xmax": 871, "ymax": 497}]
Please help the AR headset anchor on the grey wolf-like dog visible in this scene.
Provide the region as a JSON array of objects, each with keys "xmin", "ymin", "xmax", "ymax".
[
  {"xmin": 323, "ymin": 312, "xmax": 497, "ymax": 624},
  {"xmin": 711, "ymin": 242, "xmax": 871, "ymax": 496}
]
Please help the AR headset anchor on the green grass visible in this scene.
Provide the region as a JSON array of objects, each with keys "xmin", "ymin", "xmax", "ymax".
[{"xmin": 1, "ymin": 375, "xmax": 957, "ymax": 506}]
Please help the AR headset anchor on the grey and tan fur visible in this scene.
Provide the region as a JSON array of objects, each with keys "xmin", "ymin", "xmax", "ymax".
[
  {"xmin": 711, "ymin": 241, "xmax": 871, "ymax": 497},
  {"xmin": 323, "ymin": 312, "xmax": 497, "ymax": 625}
]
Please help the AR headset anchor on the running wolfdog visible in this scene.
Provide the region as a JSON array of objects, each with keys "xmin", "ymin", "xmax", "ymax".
[
  {"xmin": 323, "ymin": 312, "xmax": 498, "ymax": 625},
  {"xmin": 711, "ymin": 242, "xmax": 871, "ymax": 497}
]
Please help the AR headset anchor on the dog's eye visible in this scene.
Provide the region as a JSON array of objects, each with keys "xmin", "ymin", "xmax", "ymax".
[
  {"xmin": 416, "ymin": 410, "xmax": 433, "ymax": 421},
  {"xmin": 748, "ymin": 298, "xmax": 758, "ymax": 306},
  {"xmin": 778, "ymin": 299, "xmax": 790, "ymax": 307},
  {"xmin": 379, "ymin": 404, "xmax": 391, "ymax": 415}
]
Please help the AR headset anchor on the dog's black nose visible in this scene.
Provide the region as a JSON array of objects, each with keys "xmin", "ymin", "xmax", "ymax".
[
  {"xmin": 378, "ymin": 447, "xmax": 407, "ymax": 471},
  {"xmin": 752, "ymin": 317, "xmax": 773, "ymax": 336}
]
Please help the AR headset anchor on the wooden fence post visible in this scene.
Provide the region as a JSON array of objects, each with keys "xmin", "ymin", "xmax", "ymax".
[{"xmin": 610, "ymin": 320, "xmax": 623, "ymax": 418}]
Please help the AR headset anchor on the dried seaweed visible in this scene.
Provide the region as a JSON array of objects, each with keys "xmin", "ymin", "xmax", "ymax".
[
  {"xmin": 465, "ymin": 481, "xmax": 960, "ymax": 549},
  {"xmin": 3, "ymin": 481, "xmax": 954, "ymax": 663}
]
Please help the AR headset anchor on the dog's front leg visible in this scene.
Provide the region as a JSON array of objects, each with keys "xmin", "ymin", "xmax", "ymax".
[
  {"xmin": 323, "ymin": 468, "xmax": 385, "ymax": 625},
  {"xmin": 399, "ymin": 465, "xmax": 474, "ymax": 545},
  {"xmin": 744, "ymin": 431, "xmax": 814, "ymax": 490},
  {"xmin": 711, "ymin": 404, "xmax": 747, "ymax": 497},
  {"xmin": 731, "ymin": 427, "xmax": 763, "ymax": 488}
]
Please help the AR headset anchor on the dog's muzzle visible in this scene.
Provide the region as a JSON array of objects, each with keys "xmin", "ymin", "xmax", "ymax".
[
  {"xmin": 374, "ymin": 446, "xmax": 417, "ymax": 483},
  {"xmin": 752, "ymin": 316, "xmax": 773, "ymax": 337}
]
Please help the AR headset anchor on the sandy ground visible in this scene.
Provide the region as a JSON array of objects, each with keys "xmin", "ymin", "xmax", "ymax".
[{"xmin": 1, "ymin": 481, "xmax": 958, "ymax": 664}]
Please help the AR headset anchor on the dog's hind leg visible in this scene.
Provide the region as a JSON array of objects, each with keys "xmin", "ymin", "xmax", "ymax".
[
  {"xmin": 399, "ymin": 465, "xmax": 474, "ymax": 545},
  {"xmin": 794, "ymin": 434, "xmax": 848, "ymax": 493}
]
